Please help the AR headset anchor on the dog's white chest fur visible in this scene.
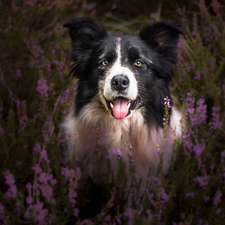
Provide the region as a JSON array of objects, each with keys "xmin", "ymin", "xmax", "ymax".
[{"xmin": 63, "ymin": 101, "xmax": 182, "ymax": 185}]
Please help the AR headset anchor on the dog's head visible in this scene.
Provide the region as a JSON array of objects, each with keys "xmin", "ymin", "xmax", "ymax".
[{"xmin": 64, "ymin": 17, "xmax": 183, "ymax": 122}]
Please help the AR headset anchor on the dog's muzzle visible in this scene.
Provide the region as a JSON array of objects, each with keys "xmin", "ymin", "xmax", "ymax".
[{"xmin": 103, "ymin": 74, "xmax": 138, "ymax": 119}]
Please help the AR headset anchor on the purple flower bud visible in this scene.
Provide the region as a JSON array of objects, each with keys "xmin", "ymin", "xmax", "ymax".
[{"xmin": 113, "ymin": 148, "xmax": 122, "ymax": 157}]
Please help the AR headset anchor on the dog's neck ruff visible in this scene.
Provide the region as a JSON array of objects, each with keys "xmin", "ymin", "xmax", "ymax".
[{"xmin": 63, "ymin": 97, "xmax": 182, "ymax": 178}]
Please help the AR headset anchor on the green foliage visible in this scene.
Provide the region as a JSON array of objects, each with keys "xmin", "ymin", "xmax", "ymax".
[{"xmin": 0, "ymin": 0, "xmax": 225, "ymax": 224}]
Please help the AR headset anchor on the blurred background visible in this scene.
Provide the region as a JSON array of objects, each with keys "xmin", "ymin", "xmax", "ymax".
[{"xmin": 0, "ymin": 0, "xmax": 225, "ymax": 224}]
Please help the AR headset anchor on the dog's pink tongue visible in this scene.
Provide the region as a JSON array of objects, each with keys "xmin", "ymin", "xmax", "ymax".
[{"xmin": 112, "ymin": 98, "xmax": 129, "ymax": 119}]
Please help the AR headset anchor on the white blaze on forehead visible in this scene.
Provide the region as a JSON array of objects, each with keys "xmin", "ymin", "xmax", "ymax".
[{"xmin": 103, "ymin": 37, "xmax": 138, "ymax": 100}]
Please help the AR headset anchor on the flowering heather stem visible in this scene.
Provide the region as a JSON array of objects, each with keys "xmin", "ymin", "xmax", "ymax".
[
  {"xmin": 163, "ymin": 96, "xmax": 171, "ymax": 139},
  {"xmin": 42, "ymin": 94, "xmax": 61, "ymax": 150},
  {"xmin": 73, "ymin": 132, "xmax": 79, "ymax": 160},
  {"xmin": 3, "ymin": 170, "xmax": 18, "ymax": 200}
]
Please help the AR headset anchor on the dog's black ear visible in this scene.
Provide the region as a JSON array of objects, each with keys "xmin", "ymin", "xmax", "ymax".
[
  {"xmin": 63, "ymin": 17, "xmax": 108, "ymax": 49},
  {"xmin": 63, "ymin": 17, "xmax": 108, "ymax": 77},
  {"xmin": 139, "ymin": 21, "xmax": 184, "ymax": 65}
]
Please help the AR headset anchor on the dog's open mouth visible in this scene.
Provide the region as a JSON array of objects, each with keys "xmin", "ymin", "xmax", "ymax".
[{"xmin": 105, "ymin": 97, "xmax": 137, "ymax": 119}]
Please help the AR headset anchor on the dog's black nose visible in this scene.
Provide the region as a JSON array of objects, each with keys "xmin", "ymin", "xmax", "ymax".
[{"xmin": 111, "ymin": 75, "xmax": 129, "ymax": 92}]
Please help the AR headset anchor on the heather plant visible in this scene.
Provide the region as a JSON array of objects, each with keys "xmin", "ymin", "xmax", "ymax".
[{"xmin": 0, "ymin": 0, "xmax": 225, "ymax": 224}]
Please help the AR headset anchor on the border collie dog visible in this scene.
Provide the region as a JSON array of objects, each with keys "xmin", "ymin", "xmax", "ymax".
[{"xmin": 63, "ymin": 17, "xmax": 183, "ymax": 185}]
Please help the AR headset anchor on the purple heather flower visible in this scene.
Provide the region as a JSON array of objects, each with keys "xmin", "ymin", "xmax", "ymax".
[
  {"xmin": 128, "ymin": 151, "xmax": 133, "ymax": 157},
  {"xmin": 193, "ymin": 139, "xmax": 206, "ymax": 157},
  {"xmin": 185, "ymin": 192, "xmax": 196, "ymax": 197},
  {"xmin": 0, "ymin": 203, "xmax": 4, "ymax": 214},
  {"xmin": 111, "ymin": 3, "xmax": 117, "ymax": 10},
  {"xmin": 69, "ymin": 189, "xmax": 77, "ymax": 205},
  {"xmin": 215, "ymin": 208, "xmax": 221, "ymax": 215},
  {"xmin": 196, "ymin": 98, "xmax": 207, "ymax": 125},
  {"xmin": 49, "ymin": 125, "xmax": 55, "ymax": 135},
  {"xmin": 221, "ymin": 151, "xmax": 225, "ymax": 158},
  {"xmin": 146, "ymin": 210, "xmax": 153, "ymax": 222},
  {"xmin": 164, "ymin": 97, "xmax": 171, "ymax": 108},
  {"xmin": 156, "ymin": 148, "xmax": 163, "ymax": 155},
  {"xmin": 69, "ymin": 168, "xmax": 76, "ymax": 178},
  {"xmin": 4, "ymin": 170, "xmax": 15, "ymax": 186},
  {"xmin": 26, "ymin": 183, "xmax": 32, "ymax": 190},
  {"xmin": 8, "ymin": 89, "xmax": 14, "ymax": 101},
  {"xmin": 150, "ymin": 13, "xmax": 158, "ymax": 19},
  {"xmin": 0, "ymin": 203, "xmax": 6, "ymax": 225},
  {"xmin": 153, "ymin": 177, "xmax": 162, "ymax": 187},
  {"xmin": 33, "ymin": 143, "xmax": 41, "ymax": 153},
  {"xmin": 213, "ymin": 191, "xmax": 222, "ymax": 206},
  {"xmin": 182, "ymin": 132, "xmax": 193, "ymax": 150},
  {"xmin": 193, "ymin": 176, "xmax": 209, "ymax": 188},
  {"xmin": 204, "ymin": 196, "xmax": 210, "ymax": 202},
  {"xmin": 40, "ymin": 149, "xmax": 50, "ymax": 164},
  {"xmin": 50, "ymin": 179, "xmax": 57, "ymax": 185},
  {"xmin": 24, "ymin": 0, "xmax": 38, "ymax": 7},
  {"xmin": 185, "ymin": 93, "xmax": 195, "ymax": 106},
  {"xmin": 36, "ymin": 213, "xmax": 46, "ymax": 224},
  {"xmin": 61, "ymin": 88, "xmax": 70, "ymax": 105},
  {"xmin": 52, "ymin": 49, "xmax": 56, "ymax": 58},
  {"xmin": 210, "ymin": 165, "xmax": 215, "ymax": 170},
  {"xmin": 186, "ymin": 108, "xmax": 195, "ymax": 115},
  {"xmin": 46, "ymin": 173, "xmax": 53, "ymax": 181},
  {"xmin": 19, "ymin": 114, "xmax": 28, "ymax": 132},
  {"xmin": 116, "ymin": 216, "xmax": 122, "ymax": 224},
  {"xmin": 158, "ymin": 188, "xmax": 169, "ymax": 201},
  {"xmin": 15, "ymin": 69, "xmax": 22, "ymax": 79},
  {"xmin": 26, "ymin": 196, "xmax": 33, "ymax": 205},
  {"xmin": 4, "ymin": 185, "xmax": 17, "ymax": 200},
  {"xmin": 209, "ymin": 106, "xmax": 223, "ymax": 131},
  {"xmin": 40, "ymin": 185, "xmax": 53, "ymax": 202},
  {"xmin": 113, "ymin": 148, "xmax": 122, "ymax": 157},
  {"xmin": 32, "ymin": 164, "xmax": 43, "ymax": 174},
  {"xmin": 129, "ymin": 159, "xmax": 136, "ymax": 166},
  {"xmin": 24, "ymin": 205, "xmax": 32, "ymax": 219},
  {"xmin": 124, "ymin": 208, "xmax": 135, "ymax": 225},
  {"xmin": 37, "ymin": 75, "xmax": 49, "ymax": 98},
  {"xmin": 38, "ymin": 172, "xmax": 48, "ymax": 184},
  {"xmin": 61, "ymin": 167, "xmax": 71, "ymax": 180},
  {"xmin": 194, "ymin": 70, "xmax": 201, "ymax": 80},
  {"xmin": 135, "ymin": 198, "xmax": 140, "ymax": 207},
  {"xmin": 33, "ymin": 202, "xmax": 44, "ymax": 213},
  {"xmin": 28, "ymin": 57, "xmax": 35, "ymax": 68},
  {"xmin": 73, "ymin": 208, "xmax": 79, "ymax": 216}
]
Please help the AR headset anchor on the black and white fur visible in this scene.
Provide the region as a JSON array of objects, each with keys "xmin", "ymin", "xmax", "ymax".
[{"xmin": 63, "ymin": 17, "xmax": 183, "ymax": 185}]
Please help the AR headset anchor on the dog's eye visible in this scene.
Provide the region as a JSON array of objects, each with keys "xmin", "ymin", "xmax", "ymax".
[
  {"xmin": 135, "ymin": 60, "xmax": 143, "ymax": 66},
  {"xmin": 101, "ymin": 60, "xmax": 109, "ymax": 66}
]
